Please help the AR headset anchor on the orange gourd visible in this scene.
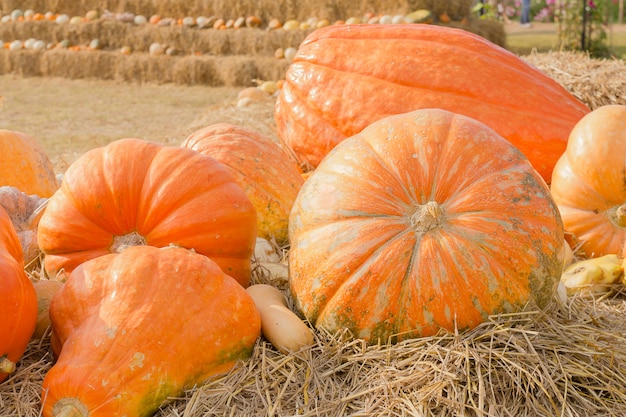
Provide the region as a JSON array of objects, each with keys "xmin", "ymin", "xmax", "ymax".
[
  {"xmin": 37, "ymin": 138, "xmax": 256, "ymax": 286},
  {"xmin": 182, "ymin": 123, "xmax": 304, "ymax": 243},
  {"xmin": 0, "ymin": 129, "xmax": 59, "ymax": 197},
  {"xmin": 289, "ymin": 109, "xmax": 565, "ymax": 343},
  {"xmin": 550, "ymin": 104, "xmax": 626, "ymax": 258},
  {"xmin": 275, "ymin": 24, "xmax": 590, "ymax": 182},
  {"xmin": 41, "ymin": 245, "xmax": 261, "ymax": 417},
  {"xmin": 0, "ymin": 205, "xmax": 38, "ymax": 383}
]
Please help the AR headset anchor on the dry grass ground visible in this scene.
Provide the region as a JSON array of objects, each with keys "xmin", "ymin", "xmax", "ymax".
[{"xmin": 0, "ymin": 74, "xmax": 241, "ymax": 172}]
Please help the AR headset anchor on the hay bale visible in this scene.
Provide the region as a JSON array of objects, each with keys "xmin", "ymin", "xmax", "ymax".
[
  {"xmin": 523, "ymin": 51, "xmax": 626, "ymax": 110},
  {"xmin": 0, "ymin": 20, "xmax": 311, "ymax": 56},
  {"xmin": 0, "ymin": 49, "xmax": 290, "ymax": 85},
  {"xmin": 1, "ymin": 0, "xmax": 474, "ymax": 23}
]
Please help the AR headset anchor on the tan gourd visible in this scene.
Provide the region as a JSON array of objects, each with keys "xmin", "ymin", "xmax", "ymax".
[
  {"xmin": 246, "ymin": 284, "xmax": 313, "ymax": 354},
  {"xmin": 560, "ymin": 254, "xmax": 624, "ymax": 296}
]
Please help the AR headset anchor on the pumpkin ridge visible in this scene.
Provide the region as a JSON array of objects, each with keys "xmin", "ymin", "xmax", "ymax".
[
  {"xmin": 298, "ymin": 44, "xmax": 581, "ymax": 122},
  {"xmin": 611, "ymin": 204, "xmax": 626, "ymax": 228},
  {"xmin": 284, "ymin": 65, "xmax": 571, "ymax": 162},
  {"xmin": 310, "ymin": 219, "xmax": 415, "ymax": 323}
]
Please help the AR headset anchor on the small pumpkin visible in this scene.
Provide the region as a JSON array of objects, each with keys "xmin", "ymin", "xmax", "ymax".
[
  {"xmin": 0, "ymin": 205, "xmax": 38, "ymax": 383},
  {"xmin": 41, "ymin": 245, "xmax": 261, "ymax": 417},
  {"xmin": 275, "ymin": 24, "xmax": 590, "ymax": 181},
  {"xmin": 289, "ymin": 109, "xmax": 564, "ymax": 343},
  {"xmin": 37, "ymin": 138, "xmax": 257, "ymax": 286},
  {"xmin": 550, "ymin": 104, "xmax": 626, "ymax": 258},
  {"xmin": 0, "ymin": 129, "xmax": 59, "ymax": 197},
  {"xmin": 182, "ymin": 123, "xmax": 304, "ymax": 243}
]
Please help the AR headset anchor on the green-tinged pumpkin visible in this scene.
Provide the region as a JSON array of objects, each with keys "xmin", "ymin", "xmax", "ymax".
[
  {"xmin": 550, "ymin": 104, "xmax": 626, "ymax": 258},
  {"xmin": 42, "ymin": 245, "xmax": 261, "ymax": 417},
  {"xmin": 0, "ymin": 204, "xmax": 38, "ymax": 383},
  {"xmin": 275, "ymin": 24, "xmax": 590, "ymax": 182},
  {"xmin": 0, "ymin": 129, "xmax": 59, "ymax": 197},
  {"xmin": 289, "ymin": 108, "xmax": 565, "ymax": 343},
  {"xmin": 182, "ymin": 123, "xmax": 304, "ymax": 243},
  {"xmin": 37, "ymin": 138, "xmax": 256, "ymax": 287}
]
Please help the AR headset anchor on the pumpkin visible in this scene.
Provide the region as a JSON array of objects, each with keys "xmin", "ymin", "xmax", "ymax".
[
  {"xmin": 550, "ymin": 104, "xmax": 626, "ymax": 258},
  {"xmin": 0, "ymin": 185, "xmax": 48, "ymax": 266},
  {"xmin": 0, "ymin": 129, "xmax": 59, "ymax": 197},
  {"xmin": 288, "ymin": 108, "xmax": 565, "ymax": 343},
  {"xmin": 181, "ymin": 123, "xmax": 304, "ymax": 243},
  {"xmin": 37, "ymin": 138, "xmax": 257, "ymax": 286},
  {"xmin": 0, "ymin": 205, "xmax": 38, "ymax": 383},
  {"xmin": 275, "ymin": 24, "xmax": 590, "ymax": 181},
  {"xmin": 41, "ymin": 245, "xmax": 261, "ymax": 417}
]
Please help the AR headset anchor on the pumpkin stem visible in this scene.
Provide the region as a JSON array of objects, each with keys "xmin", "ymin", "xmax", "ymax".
[
  {"xmin": 110, "ymin": 231, "xmax": 147, "ymax": 253},
  {"xmin": 410, "ymin": 201, "xmax": 444, "ymax": 233},
  {"xmin": 52, "ymin": 398, "xmax": 90, "ymax": 417},
  {"xmin": 27, "ymin": 197, "xmax": 49, "ymax": 229},
  {"xmin": 614, "ymin": 204, "xmax": 626, "ymax": 228},
  {"xmin": 0, "ymin": 356, "xmax": 16, "ymax": 373}
]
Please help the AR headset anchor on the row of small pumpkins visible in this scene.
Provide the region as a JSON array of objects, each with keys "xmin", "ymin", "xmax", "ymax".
[{"xmin": 1, "ymin": 23, "xmax": 624, "ymax": 417}]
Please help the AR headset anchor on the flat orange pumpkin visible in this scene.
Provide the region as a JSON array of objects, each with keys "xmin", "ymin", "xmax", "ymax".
[
  {"xmin": 37, "ymin": 138, "xmax": 256, "ymax": 286},
  {"xmin": 289, "ymin": 109, "xmax": 565, "ymax": 343}
]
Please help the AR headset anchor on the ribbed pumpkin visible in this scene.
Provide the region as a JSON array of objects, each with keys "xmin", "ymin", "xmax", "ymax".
[
  {"xmin": 289, "ymin": 109, "xmax": 564, "ymax": 343},
  {"xmin": 550, "ymin": 104, "xmax": 626, "ymax": 258},
  {"xmin": 181, "ymin": 123, "xmax": 304, "ymax": 243},
  {"xmin": 37, "ymin": 138, "xmax": 256, "ymax": 286},
  {"xmin": 0, "ymin": 129, "xmax": 59, "ymax": 197},
  {"xmin": 275, "ymin": 24, "xmax": 590, "ymax": 182},
  {"xmin": 0, "ymin": 204, "xmax": 38, "ymax": 383},
  {"xmin": 41, "ymin": 245, "xmax": 261, "ymax": 417}
]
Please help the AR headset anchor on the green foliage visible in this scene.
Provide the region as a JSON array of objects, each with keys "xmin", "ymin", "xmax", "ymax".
[{"xmin": 556, "ymin": 0, "xmax": 611, "ymax": 57}]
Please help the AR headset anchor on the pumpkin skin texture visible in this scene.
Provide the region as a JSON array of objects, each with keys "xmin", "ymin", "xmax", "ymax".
[
  {"xmin": 550, "ymin": 104, "xmax": 626, "ymax": 258},
  {"xmin": 0, "ymin": 205, "xmax": 38, "ymax": 383},
  {"xmin": 41, "ymin": 245, "xmax": 261, "ymax": 417},
  {"xmin": 288, "ymin": 109, "xmax": 565, "ymax": 343},
  {"xmin": 37, "ymin": 138, "xmax": 256, "ymax": 286},
  {"xmin": 275, "ymin": 24, "xmax": 590, "ymax": 181},
  {"xmin": 181, "ymin": 123, "xmax": 304, "ymax": 244},
  {"xmin": 0, "ymin": 129, "xmax": 59, "ymax": 197}
]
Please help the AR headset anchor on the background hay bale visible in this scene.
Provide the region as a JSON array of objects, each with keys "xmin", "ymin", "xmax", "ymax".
[
  {"xmin": 0, "ymin": 16, "xmax": 507, "ymax": 86},
  {"xmin": 1, "ymin": 0, "xmax": 473, "ymax": 23},
  {"xmin": 0, "ymin": 20, "xmax": 311, "ymax": 56},
  {"xmin": 523, "ymin": 51, "xmax": 626, "ymax": 110},
  {"xmin": 0, "ymin": 49, "xmax": 290, "ymax": 86}
]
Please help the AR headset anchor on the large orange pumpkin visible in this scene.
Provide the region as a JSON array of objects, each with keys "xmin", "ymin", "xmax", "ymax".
[
  {"xmin": 550, "ymin": 104, "xmax": 626, "ymax": 258},
  {"xmin": 289, "ymin": 109, "xmax": 564, "ymax": 343},
  {"xmin": 0, "ymin": 204, "xmax": 38, "ymax": 383},
  {"xmin": 37, "ymin": 138, "xmax": 257, "ymax": 286},
  {"xmin": 41, "ymin": 245, "xmax": 261, "ymax": 417},
  {"xmin": 275, "ymin": 24, "xmax": 590, "ymax": 182},
  {"xmin": 0, "ymin": 129, "xmax": 59, "ymax": 197},
  {"xmin": 181, "ymin": 123, "xmax": 304, "ymax": 243}
]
